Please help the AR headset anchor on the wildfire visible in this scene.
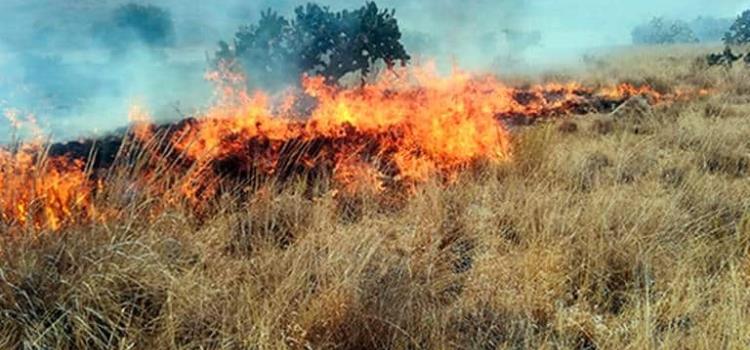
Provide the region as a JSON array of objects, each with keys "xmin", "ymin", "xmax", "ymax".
[
  {"xmin": 0, "ymin": 145, "xmax": 94, "ymax": 232},
  {"xmin": 173, "ymin": 67, "xmax": 514, "ymax": 185},
  {"xmin": 0, "ymin": 65, "xmax": 688, "ymax": 232}
]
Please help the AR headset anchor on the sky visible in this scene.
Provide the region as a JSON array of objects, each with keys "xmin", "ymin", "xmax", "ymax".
[
  {"xmin": 4, "ymin": 0, "xmax": 748, "ymax": 53},
  {"xmin": 160, "ymin": 0, "xmax": 750, "ymax": 54},
  {"xmin": 528, "ymin": 0, "xmax": 750, "ymax": 49},
  {"xmin": 1, "ymin": 0, "xmax": 749, "ymax": 140}
]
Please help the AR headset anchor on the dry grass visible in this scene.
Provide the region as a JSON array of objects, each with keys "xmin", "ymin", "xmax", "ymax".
[{"xmin": 2, "ymin": 46, "xmax": 750, "ymax": 349}]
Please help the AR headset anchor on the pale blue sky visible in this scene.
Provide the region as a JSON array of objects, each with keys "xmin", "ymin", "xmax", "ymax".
[
  {"xmin": 3, "ymin": 0, "xmax": 748, "ymax": 51},
  {"xmin": 526, "ymin": 0, "xmax": 750, "ymax": 48}
]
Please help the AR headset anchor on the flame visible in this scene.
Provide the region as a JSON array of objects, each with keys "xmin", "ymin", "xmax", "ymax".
[
  {"xmin": 128, "ymin": 104, "xmax": 154, "ymax": 141},
  {"xmin": 4, "ymin": 109, "xmax": 44, "ymax": 140},
  {"xmin": 0, "ymin": 144, "xmax": 94, "ymax": 231},
  {"xmin": 166, "ymin": 66, "xmax": 517, "ymax": 202},
  {"xmin": 3, "ymin": 109, "xmax": 22, "ymax": 129},
  {"xmin": 1, "ymin": 64, "xmax": 696, "ymax": 232},
  {"xmin": 598, "ymin": 84, "xmax": 662, "ymax": 102}
]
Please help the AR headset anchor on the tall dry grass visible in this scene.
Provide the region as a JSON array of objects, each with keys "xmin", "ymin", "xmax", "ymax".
[{"xmin": 1, "ymin": 47, "xmax": 750, "ymax": 349}]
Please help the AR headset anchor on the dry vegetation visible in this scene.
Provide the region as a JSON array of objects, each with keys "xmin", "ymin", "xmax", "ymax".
[{"xmin": 2, "ymin": 46, "xmax": 750, "ymax": 349}]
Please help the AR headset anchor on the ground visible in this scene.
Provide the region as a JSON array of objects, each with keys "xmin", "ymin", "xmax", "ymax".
[{"xmin": 1, "ymin": 46, "xmax": 750, "ymax": 349}]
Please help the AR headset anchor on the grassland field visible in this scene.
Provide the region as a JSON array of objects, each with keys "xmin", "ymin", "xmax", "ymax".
[{"xmin": 1, "ymin": 45, "xmax": 750, "ymax": 349}]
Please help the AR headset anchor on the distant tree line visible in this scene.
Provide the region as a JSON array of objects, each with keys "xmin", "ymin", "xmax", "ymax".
[
  {"xmin": 632, "ymin": 10, "xmax": 750, "ymax": 46},
  {"xmin": 631, "ymin": 17, "xmax": 698, "ymax": 45}
]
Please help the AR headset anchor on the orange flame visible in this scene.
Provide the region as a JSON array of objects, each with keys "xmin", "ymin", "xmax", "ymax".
[
  {"xmin": 128, "ymin": 104, "xmax": 154, "ymax": 141},
  {"xmin": 0, "ymin": 145, "xmax": 94, "ymax": 231},
  {"xmin": 166, "ymin": 65, "xmax": 516, "ymax": 202},
  {"xmin": 1, "ymin": 64, "xmax": 694, "ymax": 232}
]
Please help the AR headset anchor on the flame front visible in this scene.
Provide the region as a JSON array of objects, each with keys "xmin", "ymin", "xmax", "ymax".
[
  {"xmin": 175, "ymin": 67, "xmax": 514, "ymax": 185},
  {"xmin": 1, "ymin": 65, "xmax": 680, "ymax": 232}
]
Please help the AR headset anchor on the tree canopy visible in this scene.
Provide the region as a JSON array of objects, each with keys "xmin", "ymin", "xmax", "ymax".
[
  {"xmin": 724, "ymin": 10, "xmax": 750, "ymax": 45},
  {"xmin": 215, "ymin": 2, "xmax": 410, "ymax": 89}
]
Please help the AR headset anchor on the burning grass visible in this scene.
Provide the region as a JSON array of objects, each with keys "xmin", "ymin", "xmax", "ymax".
[
  {"xmin": 1, "ymin": 49, "xmax": 750, "ymax": 349},
  {"xmin": 1, "ymin": 64, "xmax": 687, "ymax": 233}
]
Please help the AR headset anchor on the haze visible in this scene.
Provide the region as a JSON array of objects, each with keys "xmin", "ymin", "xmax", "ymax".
[{"xmin": 0, "ymin": 0, "xmax": 748, "ymax": 140}]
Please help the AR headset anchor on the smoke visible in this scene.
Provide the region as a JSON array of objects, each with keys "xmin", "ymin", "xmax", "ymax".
[
  {"xmin": 1, "ymin": 0, "xmax": 748, "ymax": 141},
  {"xmin": 0, "ymin": 0, "xmax": 213, "ymax": 142}
]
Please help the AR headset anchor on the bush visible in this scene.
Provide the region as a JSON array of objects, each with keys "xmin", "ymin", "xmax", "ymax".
[
  {"xmin": 216, "ymin": 2, "xmax": 410, "ymax": 89},
  {"xmin": 95, "ymin": 3, "xmax": 176, "ymax": 53},
  {"xmin": 724, "ymin": 10, "xmax": 750, "ymax": 45},
  {"xmin": 632, "ymin": 17, "xmax": 698, "ymax": 45}
]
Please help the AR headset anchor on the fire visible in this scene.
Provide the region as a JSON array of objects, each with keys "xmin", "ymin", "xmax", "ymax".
[
  {"xmin": 0, "ymin": 64, "xmax": 693, "ymax": 232},
  {"xmin": 128, "ymin": 104, "xmax": 155, "ymax": 141},
  {"xmin": 165, "ymin": 66, "xmax": 518, "ymax": 202},
  {"xmin": 0, "ymin": 144, "xmax": 94, "ymax": 231},
  {"xmin": 598, "ymin": 84, "xmax": 662, "ymax": 102}
]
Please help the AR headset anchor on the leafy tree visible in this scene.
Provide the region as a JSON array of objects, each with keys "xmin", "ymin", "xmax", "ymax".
[
  {"xmin": 324, "ymin": 3, "xmax": 410, "ymax": 81},
  {"xmin": 216, "ymin": 2, "xmax": 410, "ymax": 89},
  {"xmin": 632, "ymin": 17, "xmax": 698, "ymax": 45},
  {"xmin": 215, "ymin": 9, "xmax": 296, "ymax": 90},
  {"xmin": 724, "ymin": 10, "xmax": 750, "ymax": 45},
  {"xmin": 95, "ymin": 3, "xmax": 176, "ymax": 53}
]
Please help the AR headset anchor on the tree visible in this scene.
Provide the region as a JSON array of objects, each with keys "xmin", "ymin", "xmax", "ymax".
[
  {"xmin": 95, "ymin": 3, "xmax": 176, "ymax": 53},
  {"xmin": 632, "ymin": 17, "xmax": 698, "ymax": 45},
  {"xmin": 322, "ymin": 3, "xmax": 410, "ymax": 81},
  {"xmin": 216, "ymin": 2, "xmax": 410, "ymax": 89},
  {"xmin": 216, "ymin": 9, "xmax": 297, "ymax": 90},
  {"xmin": 724, "ymin": 10, "xmax": 750, "ymax": 45}
]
